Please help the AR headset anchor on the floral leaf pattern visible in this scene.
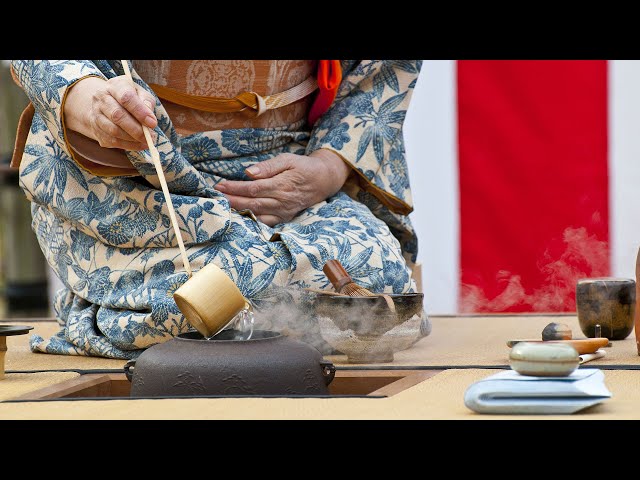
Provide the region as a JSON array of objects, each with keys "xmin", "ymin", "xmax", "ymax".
[
  {"xmin": 308, "ymin": 60, "xmax": 421, "ymax": 265},
  {"xmin": 12, "ymin": 59, "xmax": 421, "ymax": 359}
]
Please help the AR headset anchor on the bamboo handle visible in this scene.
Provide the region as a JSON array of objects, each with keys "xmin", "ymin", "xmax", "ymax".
[
  {"xmin": 120, "ymin": 60, "xmax": 192, "ymax": 277},
  {"xmin": 323, "ymin": 259, "xmax": 353, "ymax": 292}
]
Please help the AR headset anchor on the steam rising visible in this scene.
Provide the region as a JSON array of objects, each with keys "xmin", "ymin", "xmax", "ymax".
[
  {"xmin": 250, "ymin": 290, "xmax": 429, "ymax": 358},
  {"xmin": 460, "ymin": 227, "xmax": 609, "ymax": 312},
  {"xmin": 252, "ymin": 291, "xmax": 335, "ymax": 354}
]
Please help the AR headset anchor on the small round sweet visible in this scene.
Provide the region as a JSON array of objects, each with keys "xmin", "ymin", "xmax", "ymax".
[
  {"xmin": 509, "ymin": 342, "xmax": 579, "ymax": 377},
  {"xmin": 541, "ymin": 322, "xmax": 572, "ymax": 341}
]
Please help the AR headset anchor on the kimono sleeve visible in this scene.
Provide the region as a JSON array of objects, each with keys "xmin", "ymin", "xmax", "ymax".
[
  {"xmin": 10, "ymin": 60, "xmax": 107, "ymax": 160},
  {"xmin": 306, "ymin": 60, "xmax": 422, "ymax": 216}
]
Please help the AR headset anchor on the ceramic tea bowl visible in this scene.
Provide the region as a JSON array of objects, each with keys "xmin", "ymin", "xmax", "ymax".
[{"xmin": 313, "ymin": 293, "xmax": 430, "ymax": 363}]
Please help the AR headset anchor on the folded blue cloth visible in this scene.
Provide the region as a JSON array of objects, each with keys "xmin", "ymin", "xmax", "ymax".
[{"xmin": 464, "ymin": 368, "xmax": 612, "ymax": 415}]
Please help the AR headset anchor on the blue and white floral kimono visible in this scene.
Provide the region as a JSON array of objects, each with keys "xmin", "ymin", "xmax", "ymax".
[{"xmin": 10, "ymin": 60, "xmax": 422, "ymax": 358}]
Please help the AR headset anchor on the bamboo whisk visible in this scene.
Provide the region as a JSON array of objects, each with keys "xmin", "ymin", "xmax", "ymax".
[
  {"xmin": 120, "ymin": 60, "xmax": 192, "ymax": 278},
  {"xmin": 322, "ymin": 259, "xmax": 396, "ymax": 313},
  {"xmin": 323, "ymin": 260, "xmax": 376, "ymax": 297}
]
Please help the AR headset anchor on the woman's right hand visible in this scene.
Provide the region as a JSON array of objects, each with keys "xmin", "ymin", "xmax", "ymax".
[{"xmin": 63, "ymin": 76, "xmax": 158, "ymax": 151}]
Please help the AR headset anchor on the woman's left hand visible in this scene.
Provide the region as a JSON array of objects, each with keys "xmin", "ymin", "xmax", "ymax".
[{"xmin": 215, "ymin": 149, "xmax": 351, "ymax": 226}]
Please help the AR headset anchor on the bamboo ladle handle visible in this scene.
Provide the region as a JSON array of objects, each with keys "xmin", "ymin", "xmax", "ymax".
[{"xmin": 120, "ymin": 60, "xmax": 192, "ymax": 277}]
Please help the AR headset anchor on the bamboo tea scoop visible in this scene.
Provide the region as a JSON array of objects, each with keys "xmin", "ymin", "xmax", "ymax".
[{"xmin": 120, "ymin": 61, "xmax": 251, "ymax": 340}]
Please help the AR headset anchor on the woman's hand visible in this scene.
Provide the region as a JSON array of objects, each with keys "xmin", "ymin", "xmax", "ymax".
[
  {"xmin": 215, "ymin": 150, "xmax": 351, "ymax": 226},
  {"xmin": 63, "ymin": 76, "xmax": 157, "ymax": 151}
]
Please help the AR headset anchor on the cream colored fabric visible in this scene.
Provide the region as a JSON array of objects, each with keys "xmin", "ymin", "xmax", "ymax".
[
  {"xmin": 0, "ymin": 369, "xmax": 636, "ymax": 419},
  {"xmin": 0, "ymin": 372, "xmax": 78, "ymax": 401},
  {"xmin": 3, "ymin": 315, "xmax": 638, "ymax": 371}
]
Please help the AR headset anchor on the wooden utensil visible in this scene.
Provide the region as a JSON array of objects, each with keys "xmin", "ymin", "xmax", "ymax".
[
  {"xmin": 322, "ymin": 259, "xmax": 396, "ymax": 312},
  {"xmin": 323, "ymin": 260, "xmax": 376, "ymax": 297},
  {"xmin": 506, "ymin": 337, "xmax": 609, "ymax": 355}
]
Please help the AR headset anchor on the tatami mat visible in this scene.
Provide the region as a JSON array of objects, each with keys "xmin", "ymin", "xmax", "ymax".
[
  {"xmin": 328, "ymin": 315, "xmax": 639, "ymax": 367},
  {"xmin": 3, "ymin": 315, "xmax": 639, "ymax": 372},
  {"xmin": 0, "ymin": 372, "xmax": 79, "ymax": 402},
  {"xmin": 2, "ymin": 321, "xmax": 127, "ymax": 372},
  {"xmin": 0, "ymin": 368, "xmax": 635, "ymax": 419}
]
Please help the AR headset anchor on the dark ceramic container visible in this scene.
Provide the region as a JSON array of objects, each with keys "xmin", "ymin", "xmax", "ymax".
[
  {"xmin": 125, "ymin": 329, "xmax": 336, "ymax": 397},
  {"xmin": 576, "ymin": 277, "xmax": 635, "ymax": 340}
]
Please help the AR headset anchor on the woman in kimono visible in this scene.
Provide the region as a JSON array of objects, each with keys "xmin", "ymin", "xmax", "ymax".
[{"xmin": 10, "ymin": 60, "xmax": 422, "ymax": 358}]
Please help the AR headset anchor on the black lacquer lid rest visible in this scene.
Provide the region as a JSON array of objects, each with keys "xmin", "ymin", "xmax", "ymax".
[{"xmin": 0, "ymin": 325, "xmax": 33, "ymax": 336}]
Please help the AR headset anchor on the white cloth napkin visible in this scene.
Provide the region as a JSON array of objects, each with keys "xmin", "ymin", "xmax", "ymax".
[
  {"xmin": 464, "ymin": 368, "xmax": 612, "ymax": 415},
  {"xmin": 579, "ymin": 348, "xmax": 606, "ymax": 364}
]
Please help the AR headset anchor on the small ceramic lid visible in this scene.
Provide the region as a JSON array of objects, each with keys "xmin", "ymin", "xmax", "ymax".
[{"xmin": 510, "ymin": 342, "xmax": 579, "ymax": 363}]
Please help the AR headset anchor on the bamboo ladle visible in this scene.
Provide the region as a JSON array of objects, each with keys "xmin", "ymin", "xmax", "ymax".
[{"xmin": 120, "ymin": 60, "xmax": 250, "ymax": 339}]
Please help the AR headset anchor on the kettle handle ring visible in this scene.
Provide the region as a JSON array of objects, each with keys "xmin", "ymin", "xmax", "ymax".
[
  {"xmin": 320, "ymin": 360, "xmax": 336, "ymax": 386},
  {"xmin": 124, "ymin": 360, "xmax": 136, "ymax": 382}
]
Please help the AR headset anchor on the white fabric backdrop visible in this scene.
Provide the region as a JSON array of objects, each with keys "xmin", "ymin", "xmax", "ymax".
[{"xmin": 404, "ymin": 60, "xmax": 458, "ymax": 313}]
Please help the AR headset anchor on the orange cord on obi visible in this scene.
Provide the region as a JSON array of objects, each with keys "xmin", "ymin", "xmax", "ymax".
[{"xmin": 308, "ymin": 60, "xmax": 342, "ymax": 126}]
